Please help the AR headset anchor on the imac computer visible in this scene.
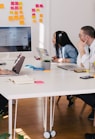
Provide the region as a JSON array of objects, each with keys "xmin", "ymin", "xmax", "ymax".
[{"xmin": 0, "ymin": 26, "xmax": 31, "ymax": 60}]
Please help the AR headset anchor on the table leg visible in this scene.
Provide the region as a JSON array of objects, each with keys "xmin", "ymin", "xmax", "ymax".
[
  {"xmin": 43, "ymin": 97, "xmax": 56, "ymax": 139},
  {"xmin": 49, "ymin": 97, "xmax": 56, "ymax": 138},
  {"xmin": 8, "ymin": 99, "xmax": 12, "ymax": 139},
  {"xmin": 13, "ymin": 99, "xmax": 18, "ymax": 139}
]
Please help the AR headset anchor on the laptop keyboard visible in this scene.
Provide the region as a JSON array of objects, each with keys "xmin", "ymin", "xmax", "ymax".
[{"xmin": 57, "ymin": 64, "xmax": 79, "ymax": 71}]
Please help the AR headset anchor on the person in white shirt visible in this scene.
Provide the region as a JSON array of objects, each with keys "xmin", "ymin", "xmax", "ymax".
[{"xmin": 76, "ymin": 26, "xmax": 95, "ymax": 120}]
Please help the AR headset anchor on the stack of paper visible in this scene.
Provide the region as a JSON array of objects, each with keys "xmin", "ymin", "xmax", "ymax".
[{"xmin": 9, "ymin": 75, "xmax": 34, "ymax": 84}]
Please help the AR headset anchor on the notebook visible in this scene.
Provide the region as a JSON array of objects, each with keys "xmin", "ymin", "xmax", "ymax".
[
  {"xmin": 57, "ymin": 64, "xmax": 86, "ymax": 72},
  {"xmin": 9, "ymin": 75, "xmax": 34, "ymax": 84},
  {"xmin": 0, "ymin": 55, "xmax": 25, "ymax": 75}
]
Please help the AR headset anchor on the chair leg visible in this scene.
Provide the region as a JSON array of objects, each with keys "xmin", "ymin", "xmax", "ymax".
[
  {"xmin": 79, "ymin": 102, "xmax": 87, "ymax": 118},
  {"xmin": 56, "ymin": 96, "xmax": 61, "ymax": 104}
]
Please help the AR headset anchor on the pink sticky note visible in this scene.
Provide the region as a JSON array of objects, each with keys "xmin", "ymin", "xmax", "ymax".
[
  {"xmin": 34, "ymin": 81, "xmax": 44, "ymax": 84},
  {"xmin": 36, "ymin": 4, "xmax": 39, "ymax": 8},
  {"xmin": 11, "ymin": 2, "xmax": 14, "ymax": 5},
  {"xmin": 40, "ymin": 4, "xmax": 44, "ymax": 8},
  {"xmin": 10, "ymin": 6, "xmax": 14, "ymax": 10},
  {"xmin": 32, "ymin": 8, "xmax": 35, "ymax": 12},
  {"xmin": 14, "ymin": 2, "xmax": 18, "ymax": 5},
  {"xmin": 15, "ymin": 6, "xmax": 18, "ymax": 10}
]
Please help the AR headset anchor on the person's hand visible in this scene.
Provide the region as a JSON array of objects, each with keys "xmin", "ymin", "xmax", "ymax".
[
  {"xmin": 77, "ymin": 40, "xmax": 86, "ymax": 57},
  {"xmin": 0, "ymin": 69, "xmax": 14, "ymax": 75},
  {"xmin": 52, "ymin": 58, "xmax": 59, "ymax": 62},
  {"xmin": 52, "ymin": 56, "xmax": 57, "ymax": 60},
  {"xmin": 52, "ymin": 58, "xmax": 63, "ymax": 63}
]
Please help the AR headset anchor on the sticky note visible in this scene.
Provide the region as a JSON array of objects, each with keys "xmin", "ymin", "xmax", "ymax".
[{"xmin": 34, "ymin": 81, "xmax": 44, "ymax": 84}]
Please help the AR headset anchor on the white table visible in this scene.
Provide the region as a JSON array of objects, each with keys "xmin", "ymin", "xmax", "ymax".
[{"xmin": 0, "ymin": 59, "xmax": 95, "ymax": 139}]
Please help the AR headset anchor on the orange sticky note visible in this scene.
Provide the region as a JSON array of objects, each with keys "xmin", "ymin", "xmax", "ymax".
[
  {"xmin": 19, "ymin": 20, "xmax": 25, "ymax": 25},
  {"xmin": 32, "ymin": 19, "xmax": 37, "ymax": 23},
  {"xmin": 0, "ymin": 4, "xmax": 4, "ymax": 8},
  {"xmin": 14, "ymin": 15, "xmax": 19, "ymax": 20},
  {"xmin": 19, "ymin": 6, "xmax": 22, "ymax": 10},
  {"xmin": 8, "ymin": 16, "xmax": 14, "ymax": 21},
  {"xmin": 14, "ymin": 11, "xmax": 18, "ymax": 15},
  {"xmin": 39, "ymin": 14, "xmax": 43, "ymax": 18},
  {"xmin": 39, "ymin": 18, "xmax": 43, "ymax": 23},
  {"xmin": 19, "ymin": 15, "xmax": 24, "ymax": 20},
  {"xmin": 19, "ymin": 11, "xmax": 23, "ymax": 14},
  {"xmin": 43, "ymin": 70, "xmax": 50, "ymax": 72}
]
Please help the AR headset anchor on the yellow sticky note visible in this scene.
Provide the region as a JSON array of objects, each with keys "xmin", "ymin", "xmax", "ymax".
[
  {"xmin": 18, "ymin": 2, "xmax": 23, "ymax": 5},
  {"xmin": 32, "ymin": 15, "xmax": 36, "ymax": 19},
  {"xmin": 36, "ymin": 8, "xmax": 40, "ymax": 12},
  {"xmin": 10, "ymin": 11, "xmax": 14, "ymax": 14}
]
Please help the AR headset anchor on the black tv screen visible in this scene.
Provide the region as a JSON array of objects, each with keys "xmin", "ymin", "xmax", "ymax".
[{"xmin": 0, "ymin": 27, "xmax": 31, "ymax": 52}]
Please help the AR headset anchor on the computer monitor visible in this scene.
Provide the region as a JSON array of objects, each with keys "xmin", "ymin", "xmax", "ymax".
[{"xmin": 0, "ymin": 26, "xmax": 31, "ymax": 60}]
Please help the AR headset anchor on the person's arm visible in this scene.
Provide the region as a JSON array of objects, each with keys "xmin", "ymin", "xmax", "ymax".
[
  {"xmin": 77, "ymin": 41, "xmax": 89, "ymax": 69},
  {"xmin": 61, "ymin": 45, "xmax": 78, "ymax": 63}
]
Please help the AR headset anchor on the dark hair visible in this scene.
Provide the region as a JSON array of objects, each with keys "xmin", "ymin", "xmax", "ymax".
[
  {"xmin": 55, "ymin": 31, "xmax": 78, "ymax": 58},
  {"xmin": 81, "ymin": 26, "xmax": 95, "ymax": 38}
]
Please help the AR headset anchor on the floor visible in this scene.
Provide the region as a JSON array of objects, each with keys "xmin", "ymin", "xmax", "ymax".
[{"xmin": 0, "ymin": 96, "xmax": 95, "ymax": 139}]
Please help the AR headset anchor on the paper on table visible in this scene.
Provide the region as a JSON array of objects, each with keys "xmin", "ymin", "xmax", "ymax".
[{"xmin": 9, "ymin": 75, "xmax": 34, "ymax": 84}]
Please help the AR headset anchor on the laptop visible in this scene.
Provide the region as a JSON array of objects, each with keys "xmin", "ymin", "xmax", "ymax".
[
  {"xmin": 0, "ymin": 55, "xmax": 25, "ymax": 75},
  {"xmin": 57, "ymin": 63, "xmax": 86, "ymax": 72},
  {"xmin": 37, "ymin": 47, "xmax": 51, "ymax": 60}
]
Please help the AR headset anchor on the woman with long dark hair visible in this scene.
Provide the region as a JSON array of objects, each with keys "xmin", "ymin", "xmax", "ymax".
[
  {"xmin": 52, "ymin": 31, "xmax": 78, "ymax": 63},
  {"xmin": 52, "ymin": 31, "xmax": 78, "ymax": 107}
]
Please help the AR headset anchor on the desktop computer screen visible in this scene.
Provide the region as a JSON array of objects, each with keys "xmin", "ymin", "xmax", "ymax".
[{"xmin": 0, "ymin": 26, "xmax": 31, "ymax": 52}]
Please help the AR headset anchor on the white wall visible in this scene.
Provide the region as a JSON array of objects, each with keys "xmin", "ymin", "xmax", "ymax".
[
  {"xmin": 48, "ymin": 0, "xmax": 95, "ymax": 56},
  {"xmin": 0, "ymin": 0, "xmax": 49, "ymax": 59},
  {"xmin": 0, "ymin": 0, "xmax": 95, "ymax": 59}
]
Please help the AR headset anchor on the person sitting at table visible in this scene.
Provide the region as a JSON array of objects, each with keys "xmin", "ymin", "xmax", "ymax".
[
  {"xmin": 0, "ymin": 69, "xmax": 10, "ymax": 117},
  {"xmin": 76, "ymin": 25, "xmax": 95, "ymax": 120},
  {"xmin": 52, "ymin": 31, "xmax": 78, "ymax": 107},
  {"xmin": 0, "ymin": 94, "xmax": 8, "ymax": 117},
  {"xmin": 52, "ymin": 31, "xmax": 78, "ymax": 63}
]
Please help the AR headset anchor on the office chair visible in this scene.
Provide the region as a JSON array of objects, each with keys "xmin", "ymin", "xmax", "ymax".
[
  {"xmin": 56, "ymin": 96, "xmax": 61, "ymax": 104},
  {"xmin": 79, "ymin": 102, "xmax": 95, "ymax": 126},
  {"xmin": 56, "ymin": 96, "xmax": 75, "ymax": 107}
]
